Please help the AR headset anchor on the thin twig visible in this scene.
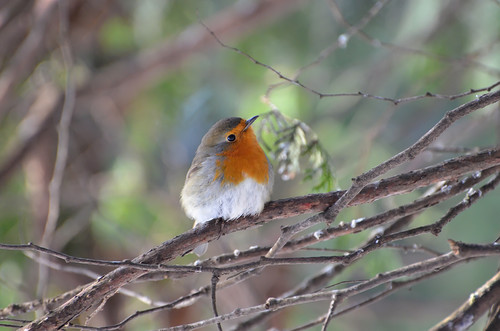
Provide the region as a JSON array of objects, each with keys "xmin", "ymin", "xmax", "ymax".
[
  {"xmin": 288, "ymin": 166, "xmax": 499, "ymax": 253},
  {"xmin": 321, "ymin": 293, "xmax": 339, "ymax": 331},
  {"xmin": 200, "ymin": 17, "xmax": 500, "ymax": 104},
  {"xmin": 37, "ymin": 0, "xmax": 76, "ymax": 298},
  {"xmin": 378, "ymin": 172, "xmax": 500, "ymax": 246},
  {"xmin": 264, "ymin": 0, "xmax": 390, "ymax": 98},
  {"xmin": 0, "ymin": 287, "xmax": 84, "ymax": 318},
  {"xmin": 429, "ymin": 270, "xmax": 500, "ymax": 331},
  {"xmin": 211, "ymin": 273, "xmax": 223, "ymax": 331}
]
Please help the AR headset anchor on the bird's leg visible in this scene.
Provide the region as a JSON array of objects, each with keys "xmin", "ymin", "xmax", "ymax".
[{"xmin": 215, "ymin": 217, "xmax": 225, "ymax": 240}]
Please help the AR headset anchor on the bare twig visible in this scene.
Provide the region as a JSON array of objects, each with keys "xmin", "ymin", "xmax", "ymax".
[
  {"xmin": 211, "ymin": 273, "xmax": 223, "ymax": 331},
  {"xmin": 230, "ymin": 264, "xmax": 338, "ymax": 331},
  {"xmin": 0, "ymin": 287, "xmax": 84, "ymax": 318},
  {"xmin": 264, "ymin": 0, "xmax": 390, "ymax": 98},
  {"xmin": 430, "ymin": 270, "xmax": 500, "ymax": 331},
  {"xmin": 201, "ymin": 17, "xmax": 500, "ymax": 104},
  {"xmin": 37, "ymin": 0, "xmax": 76, "ymax": 299},
  {"xmin": 328, "ymin": 0, "xmax": 500, "ymax": 79},
  {"xmin": 67, "ymin": 289, "xmax": 212, "ymax": 331},
  {"xmin": 378, "ymin": 172, "xmax": 500, "ymax": 246},
  {"xmin": 321, "ymin": 293, "xmax": 339, "ymax": 331}
]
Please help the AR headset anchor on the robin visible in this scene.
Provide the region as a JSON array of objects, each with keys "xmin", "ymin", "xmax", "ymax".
[{"xmin": 181, "ymin": 116, "xmax": 274, "ymax": 256}]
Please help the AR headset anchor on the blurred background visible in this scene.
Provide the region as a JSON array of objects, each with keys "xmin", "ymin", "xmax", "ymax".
[{"xmin": 0, "ymin": 0, "xmax": 499, "ymax": 330}]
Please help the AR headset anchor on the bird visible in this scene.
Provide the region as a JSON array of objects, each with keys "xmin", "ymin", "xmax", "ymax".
[{"xmin": 181, "ymin": 115, "xmax": 274, "ymax": 256}]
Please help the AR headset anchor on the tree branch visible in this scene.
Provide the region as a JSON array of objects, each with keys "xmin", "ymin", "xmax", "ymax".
[
  {"xmin": 266, "ymin": 89, "xmax": 500, "ymax": 259},
  {"xmin": 429, "ymin": 270, "xmax": 500, "ymax": 331}
]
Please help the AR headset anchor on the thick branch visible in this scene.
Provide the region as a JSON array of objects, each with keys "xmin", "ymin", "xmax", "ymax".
[
  {"xmin": 266, "ymin": 89, "xmax": 500, "ymax": 258},
  {"xmin": 325, "ymin": 89, "xmax": 500, "ymax": 224}
]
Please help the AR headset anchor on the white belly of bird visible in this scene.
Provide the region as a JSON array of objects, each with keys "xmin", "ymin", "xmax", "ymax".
[{"xmin": 190, "ymin": 176, "xmax": 270, "ymax": 227}]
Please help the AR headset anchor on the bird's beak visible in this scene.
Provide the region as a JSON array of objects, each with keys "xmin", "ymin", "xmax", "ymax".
[{"xmin": 243, "ymin": 115, "xmax": 259, "ymax": 131}]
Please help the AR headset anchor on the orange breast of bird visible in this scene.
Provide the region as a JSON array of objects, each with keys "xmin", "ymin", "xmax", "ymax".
[{"xmin": 215, "ymin": 121, "xmax": 269, "ymax": 185}]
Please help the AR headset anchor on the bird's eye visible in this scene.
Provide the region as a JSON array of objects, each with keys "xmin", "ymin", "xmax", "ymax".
[{"xmin": 226, "ymin": 134, "xmax": 236, "ymax": 142}]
